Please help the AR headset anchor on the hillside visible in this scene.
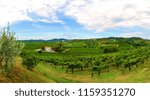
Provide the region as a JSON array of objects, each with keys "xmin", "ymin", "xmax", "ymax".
[
  {"xmin": 1, "ymin": 57, "xmax": 150, "ymax": 83},
  {"xmin": 0, "ymin": 57, "xmax": 55, "ymax": 83},
  {"xmin": 0, "ymin": 37, "xmax": 150, "ymax": 83}
]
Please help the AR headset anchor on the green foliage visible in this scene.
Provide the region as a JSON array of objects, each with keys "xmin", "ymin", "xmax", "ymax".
[
  {"xmin": 52, "ymin": 42, "xmax": 65, "ymax": 53},
  {"xmin": 0, "ymin": 25, "xmax": 24, "ymax": 75},
  {"xmin": 22, "ymin": 54, "xmax": 39, "ymax": 70},
  {"xmin": 101, "ymin": 46, "xmax": 118, "ymax": 53},
  {"xmin": 21, "ymin": 37, "xmax": 150, "ymax": 79},
  {"xmin": 127, "ymin": 38, "xmax": 147, "ymax": 47},
  {"xmin": 1, "ymin": 36, "xmax": 150, "ymax": 82}
]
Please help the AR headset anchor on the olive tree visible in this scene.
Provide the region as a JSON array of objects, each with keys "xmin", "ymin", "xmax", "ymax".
[{"xmin": 0, "ymin": 26, "xmax": 24, "ymax": 75}]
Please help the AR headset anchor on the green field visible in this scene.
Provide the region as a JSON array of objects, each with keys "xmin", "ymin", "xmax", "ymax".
[{"xmin": 0, "ymin": 37, "xmax": 150, "ymax": 83}]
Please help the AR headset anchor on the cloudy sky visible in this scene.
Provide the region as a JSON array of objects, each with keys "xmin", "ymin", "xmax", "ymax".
[{"xmin": 0, "ymin": 0, "xmax": 150, "ymax": 40}]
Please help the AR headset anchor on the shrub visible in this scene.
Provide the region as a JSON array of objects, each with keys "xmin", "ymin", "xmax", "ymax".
[
  {"xmin": 22, "ymin": 54, "xmax": 39, "ymax": 70},
  {"xmin": 101, "ymin": 46, "xmax": 118, "ymax": 53},
  {"xmin": 0, "ymin": 25, "xmax": 24, "ymax": 75}
]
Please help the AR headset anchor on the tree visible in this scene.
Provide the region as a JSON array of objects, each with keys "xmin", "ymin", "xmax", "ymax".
[
  {"xmin": 52, "ymin": 42, "xmax": 65, "ymax": 53},
  {"xmin": 0, "ymin": 25, "xmax": 24, "ymax": 75}
]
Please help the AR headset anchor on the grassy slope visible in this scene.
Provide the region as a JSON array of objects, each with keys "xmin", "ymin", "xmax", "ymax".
[
  {"xmin": 0, "ymin": 57, "xmax": 150, "ymax": 83},
  {"xmin": 0, "ymin": 57, "xmax": 55, "ymax": 83},
  {"xmin": 35, "ymin": 59, "xmax": 150, "ymax": 83}
]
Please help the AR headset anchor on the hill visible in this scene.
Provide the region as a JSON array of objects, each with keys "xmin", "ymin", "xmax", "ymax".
[
  {"xmin": 0, "ymin": 37, "xmax": 150, "ymax": 83},
  {"xmin": 18, "ymin": 38, "xmax": 67, "ymax": 42}
]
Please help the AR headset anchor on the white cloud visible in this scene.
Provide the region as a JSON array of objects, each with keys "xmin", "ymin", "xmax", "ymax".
[
  {"xmin": 0, "ymin": 0, "xmax": 31, "ymax": 26},
  {"xmin": 27, "ymin": 0, "xmax": 67, "ymax": 23},
  {"xmin": 17, "ymin": 32, "xmax": 75, "ymax": 40},
  {"xmin": 1, "ymin": 0, "xmax": 150, "ymax": 35},
  {"xmin": 0, "ymin": 0, "xmax": 67, "ymax": 26},
  {"xmin": 65, "ymin": 0, "xmax": 150, "ymax": 32},
  {"xmin": 18, "ymin": 35, "xmax": 58, "ymax": 40},
  {"xmin": 117, "ymin": 32, "xmax": 144, "ymax": 38}
]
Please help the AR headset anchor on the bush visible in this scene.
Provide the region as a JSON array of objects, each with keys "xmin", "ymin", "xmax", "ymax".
[
  {"xmin": 101, "ymin": 46, "xmax": 118, "ymax": 53},
  {"xmin": 0, "ymin": 25, "xmax": 24, "ymax": 75},
  {"xmin": 52, "ymin": 43, "xmax": 65, "ymax": 53},
  {"xmin": 22, "ymin": 54, "xmax": 39, "ymax": 70}
]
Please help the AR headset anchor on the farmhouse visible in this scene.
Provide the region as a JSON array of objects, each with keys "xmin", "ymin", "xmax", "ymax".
[{"xmin": 38, "ymin": 46, "xmax": 55, "ymax": 53}]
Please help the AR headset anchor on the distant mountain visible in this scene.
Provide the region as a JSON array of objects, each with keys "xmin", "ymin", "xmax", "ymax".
[
  {"xmin": 47, "ymin": 38, "xmax": 67, "ymax": 42},
  {"xmin": 18, "ymin": 38, "xmax": 68, "ymax": 42},
  {"xmin": 18, "ymin": 37, "xmax": 148, "ymax": 42}
]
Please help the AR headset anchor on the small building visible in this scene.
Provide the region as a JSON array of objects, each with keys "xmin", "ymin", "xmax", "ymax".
[{"xmin": 37, "ymin": 46, "xmax": 55, "ymax": 53}]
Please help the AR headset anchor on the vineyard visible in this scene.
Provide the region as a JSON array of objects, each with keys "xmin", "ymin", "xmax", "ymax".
[
  {"xmin": 1, "ymin": 35, "xmax": 150, "ymax": 82},
  {"xmin": 13, "ymin": 37, "xmax": 150, "ymax": 83}
]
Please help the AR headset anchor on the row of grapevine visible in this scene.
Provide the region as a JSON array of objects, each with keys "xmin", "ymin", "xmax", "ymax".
[{"xmin": 21, "ymin": 46, "xmax": 150, "ymax": 77}]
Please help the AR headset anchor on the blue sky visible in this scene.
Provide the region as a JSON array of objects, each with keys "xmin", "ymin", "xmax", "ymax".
[{"xmin": 0, "ymin": 0, "xmax": 150, "ymax": 40}]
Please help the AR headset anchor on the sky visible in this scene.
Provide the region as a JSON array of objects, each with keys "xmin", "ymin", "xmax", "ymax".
[{"xmin": 0, "ymin": 0, "xmax": 150, "ymax": 40}]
